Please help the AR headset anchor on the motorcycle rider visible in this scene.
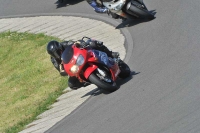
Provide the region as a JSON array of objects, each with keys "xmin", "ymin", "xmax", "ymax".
[
  {"xmin": 57, "ymin": 0, "xmax": 107, "ymax": 13},
  {"xmin": 86, "ymin": 0, "xmax": 124, "ymax": 20},
  {"xmin": 46, "ymin": 39, "xmax": 119, "ymax": 90},
  {"xmin": 58, "ymin": 0, "xmax": 120, "ymax": 19}
]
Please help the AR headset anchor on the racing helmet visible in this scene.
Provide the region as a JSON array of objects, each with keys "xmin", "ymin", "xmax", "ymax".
[{"xmin": 46, "ymin": 40, "xmax": 63, "ymax": 59}]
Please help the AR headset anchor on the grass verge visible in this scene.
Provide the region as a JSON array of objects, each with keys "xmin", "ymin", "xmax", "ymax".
[{"xmin": 0, "ymin": 31, "xmax": 68, "ymax": 133}]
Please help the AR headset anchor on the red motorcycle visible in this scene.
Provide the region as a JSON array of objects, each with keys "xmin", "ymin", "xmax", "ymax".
[{"xmin": 61, "ymin": 37, "xmax": 130, "ymax": 92}]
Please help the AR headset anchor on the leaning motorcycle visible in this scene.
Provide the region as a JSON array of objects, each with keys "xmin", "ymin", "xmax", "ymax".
[
  {"xmin": 103, "ymin": 0, "xmax": 154, "ymax": 19},
  {"xmin": 61, "ymin": 37, "xmax": 130, "ymax": 92}
]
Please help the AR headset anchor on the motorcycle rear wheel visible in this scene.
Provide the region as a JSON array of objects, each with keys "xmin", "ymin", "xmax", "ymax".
[
  {"xmin": 126, "ymin": 1, "xmax": 155, "ymax": 19},
  {"xmin": 58, "ymin": 0, "xmax": 64, "ymax": 3},
  {"xmin": 118, "ymin": 61, "xmax": 131, "ymax": 79},
  {"xmin": 88, "ymin": 73, "xmax": 118, "ymax": 92}
]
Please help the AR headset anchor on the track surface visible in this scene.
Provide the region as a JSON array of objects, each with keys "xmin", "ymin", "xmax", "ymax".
[{"xmin": 1, "ymin": 0, "xmax": 200, "ymax": 133}]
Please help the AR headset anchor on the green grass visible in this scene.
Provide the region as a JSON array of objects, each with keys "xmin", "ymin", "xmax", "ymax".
[{"xmin": 0, "ymin": 31, "xmax": 68, "ymax": 133}]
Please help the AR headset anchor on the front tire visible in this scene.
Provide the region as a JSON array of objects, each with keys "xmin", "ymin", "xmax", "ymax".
[{"xmin": 88, "ymin": 73, "xmax": 118, "ymax": 92}]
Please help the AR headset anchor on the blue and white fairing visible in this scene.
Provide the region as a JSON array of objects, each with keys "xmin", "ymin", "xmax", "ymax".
[{"xmin": 91, "ymin": 50, "xmax": 115, "ymax": 68}]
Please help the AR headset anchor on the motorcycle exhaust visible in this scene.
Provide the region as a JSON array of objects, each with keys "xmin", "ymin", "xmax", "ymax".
[
  {"xmin": 126, "ymin": 1, "xmax": 154, "ymax": 19},
  {"xmin": 126, "ymin": 2, "xmax": 140, "ymax": 18}
]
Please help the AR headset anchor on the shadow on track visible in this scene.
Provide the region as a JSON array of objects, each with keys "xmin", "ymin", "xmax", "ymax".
[
  {"xmin": 55, "ymin": 0, "xmax": 83, "ymax": 8},
  {"xmin": 81, "ymin": 71, "xmax": 140, "ymax": 98}
]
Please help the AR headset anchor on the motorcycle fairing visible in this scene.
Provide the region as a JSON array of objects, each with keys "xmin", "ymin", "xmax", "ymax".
[
  {"xmin": 89, "ymin": 50, "xmax": 116, "ymax": 68},
  {"xmin": 84, "ymin": 64, "xmax": 98, "ymax": 79},
  {"xmin": 84, "ymin": 50, "xmax": 120, "ymax": 80},
  {"xmin": 103, "ymin": 0, "xmax": 126, "ymax": 13},
  {"xmin": 62, "ymin": 45, "xmax": 88, "ymax": 77},
  {"xmin": 84, "ymin": 50, "xmax": 111, "ymax": 79}
]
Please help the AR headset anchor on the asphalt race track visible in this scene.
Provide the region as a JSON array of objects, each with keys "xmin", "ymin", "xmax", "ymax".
[{"xmin": 1, "ymin": 0, "xmax": 200, "ymax": 133}]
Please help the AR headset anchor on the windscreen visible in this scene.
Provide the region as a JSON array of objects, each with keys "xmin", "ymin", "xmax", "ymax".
[{"xmin": 61, "ymin": 45, "xmax": 74, "ymax": 64}]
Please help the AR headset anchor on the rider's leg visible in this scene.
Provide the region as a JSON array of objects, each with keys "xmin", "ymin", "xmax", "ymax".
[
  {"xmin": 89, "ymin": 0, "xmax": 108, "ymax": 13},
  {"xmin": 89, "ymin": 40, "xmax": 119, "ymax": 58}
]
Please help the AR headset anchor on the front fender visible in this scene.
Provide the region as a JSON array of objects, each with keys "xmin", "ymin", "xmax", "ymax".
[{"xmin": 84, "ymin": 64, "xmax": 98, "ymax": 79}]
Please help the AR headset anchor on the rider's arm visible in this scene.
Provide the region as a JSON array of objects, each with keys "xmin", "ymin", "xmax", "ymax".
[
  {"xmin": 51, "ymin": 56, "xmax": 68, "ymax": 76},
  {"xmin": 87, "ymin": 39, "xmax": 103, "ymax": 48},
  {"xmin": 51, "ymin": 56, "xmax": 60, "ymax": 71},
  {"xmin": 60, "ymin": 41, "xmax": 74, "ymax": 49}
]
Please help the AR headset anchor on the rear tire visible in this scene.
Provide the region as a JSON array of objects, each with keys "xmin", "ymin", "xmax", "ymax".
[
  {"xmin": 126, "ymin": 1, "xmax": 155, "ymax": 19},
  {"xmin": 88, "ymin": 73, "xmax": 118, "ymax": 92},
  {"xmin": 118, "ymin": 60, "xmax": 131, "ymax": 79},
  {"xmin": 58, "ymin": 0, "xmax": 64, "ymax": 3}
]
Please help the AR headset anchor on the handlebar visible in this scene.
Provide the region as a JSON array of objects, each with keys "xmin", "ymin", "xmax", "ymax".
[
  {"xmin": 74, "ymin": 36, "xmax": 91, "ymax": 49},
  {"xmin": 81, "ymin": 36, "xmax": 91, "ymax": 42}
]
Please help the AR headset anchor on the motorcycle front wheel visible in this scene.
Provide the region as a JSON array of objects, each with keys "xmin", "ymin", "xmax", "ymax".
[{"xmin": 88, "ymin": 72, "xmax": 119, "ymax": 92}]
